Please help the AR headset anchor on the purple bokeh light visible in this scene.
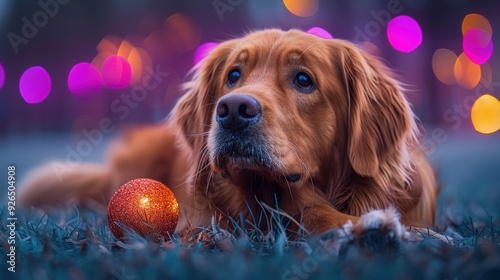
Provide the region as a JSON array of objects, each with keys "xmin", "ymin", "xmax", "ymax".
[
  {"xmin": 193, "ymin": 42, "xmax": 218, "ymax": 65},
  {"xmin": 387, "ymin": 15, "xmax": 422, "ymax": 53},
  {"xmin": 68, "ymin": 62, "xmax": 103, "ymax": 96},
  {"xmin": 19, "ymin": 66, "xmax": 51, "ymax": 104},
  {"xmin": 102, "ymin": 55, "xmax": 132, "ymax": 89},
  {"xmin": 0, "ymin": 64, "xmax": 5, "ymax": 89},
  {"xmin": 463, "ymin": 29, "xmax": 493, "ymax": 65},
  {"xmin": 306, "ymin": 27, "xmax": 333, "ymax": 39}
]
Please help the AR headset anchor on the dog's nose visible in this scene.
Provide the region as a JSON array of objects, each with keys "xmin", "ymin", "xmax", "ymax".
[{"xmin": 216, "ymin": 94, "xmax": 261, "ymax": 131}]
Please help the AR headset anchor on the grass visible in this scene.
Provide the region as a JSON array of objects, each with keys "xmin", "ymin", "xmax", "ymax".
[{"xmin": 1, "ymin": 204, "xmax": 500, "ymax": 280}]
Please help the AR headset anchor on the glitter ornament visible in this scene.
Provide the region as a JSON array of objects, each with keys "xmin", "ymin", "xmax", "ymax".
[{"xmin": 107, "ymin": 178, "xmax": 179, "ymax": 241}]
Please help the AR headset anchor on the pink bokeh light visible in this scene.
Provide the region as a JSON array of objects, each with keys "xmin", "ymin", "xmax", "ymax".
[
  {"xmin": 19, "ymin": 66, "xmax": 51, "ymax": 104},
  {"xmin": 306, "ymin": 27, "xmax": 333, "ymax": 39},
  {"xmin": 102, "ymin": 55, "xmax": 132, "ymax": 89},
  {"xmin": 193, "ymin": 42, "xmax": 218, "ymax": 65},
  {"xmin": 68, "ymin": 62, "xmax": 103, "ymax": 96},
  {"xmin": 463, "ymin": 29, "xmax": 493, "ymax": 65},
  {"xmin": 0, "ymin": 64, "xmax": 5, "ymax": 89},
  {"xmin": 387, "ymin": 15, "xmax": 422, "ymax": 53}
]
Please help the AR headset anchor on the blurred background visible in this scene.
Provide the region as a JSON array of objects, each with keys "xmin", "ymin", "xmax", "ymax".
[{"xmin": 0, "ymin": 0, "xmax": 499, "ymax": 224}]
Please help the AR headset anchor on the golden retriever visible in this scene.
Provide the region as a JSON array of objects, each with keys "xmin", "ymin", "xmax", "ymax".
[{"xmin": 19, "ymin": 29, "xmax": 437, "ymax": 240}]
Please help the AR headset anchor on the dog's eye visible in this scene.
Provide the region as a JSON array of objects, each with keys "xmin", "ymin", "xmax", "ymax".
[
  {"xmin": 227, "ymin": 69, "xmax": 241, "ymax": 87},
  {"xmin": 294, "ymin": 72, "xmax": 314, "ymax": 92}
]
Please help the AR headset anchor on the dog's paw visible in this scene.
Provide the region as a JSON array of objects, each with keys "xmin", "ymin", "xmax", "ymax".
[{"xmin": 339, "ymin": 207, "xmax": 409, "ymax": 257}]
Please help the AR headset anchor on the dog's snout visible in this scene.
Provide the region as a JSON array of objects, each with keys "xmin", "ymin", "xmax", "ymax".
[{"xmin": 216, "ymin": 94, "xmax": 261, "ymax": 130}]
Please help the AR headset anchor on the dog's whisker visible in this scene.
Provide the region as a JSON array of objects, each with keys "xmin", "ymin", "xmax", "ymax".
[
  {"xmin": 205, "ymin": 169, "xmax": 214, "ymax": 197},
  {"xmin": 184, "ymin": 132, "xmax": 210, "ymax": 137},
  {"xmin": 181, "ymin": 145, "xmax": 212, "ymax": 190},
  {"xmin": 184, "ymin": 146, "xmax": 206, "ymax": 174}
]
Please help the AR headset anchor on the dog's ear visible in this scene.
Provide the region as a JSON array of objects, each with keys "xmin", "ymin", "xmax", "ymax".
[
  {"xmin": 170, "ymin": 40, "xmax": 236, "ymax": 150},
  {"xmin": 335, "ymin": 41, "xmax": 416, "ymax": 177}
]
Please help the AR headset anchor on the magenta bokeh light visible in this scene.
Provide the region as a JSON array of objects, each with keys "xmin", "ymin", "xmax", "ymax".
[
  {"xmin": 0, "ymin": 64, "xmax": 5, "ymax": 89},
  {"xmin": 19, "ymin": 66, "xmax": 51, "ymax": 104},
  {"xmin": 68, "ymin": 62, "xmax": 103, "ymax": 96},
  {"xmin": 193, "ymin": 42, "xmax": 218, "ymax": 65},
  {"xmin": 463, "ymin": 29, "xmax": 493, "ymax": 65},
  {"xmin": 102, "ymin": 55, "xmax": 132, "ymax": 89},
  {"xmin": 387, "ymin": 15, "xmax": 422, "ymax": 53},
  {"xmin": 306, "ymin": 27, "xmax": 333, "ymax": 39}
]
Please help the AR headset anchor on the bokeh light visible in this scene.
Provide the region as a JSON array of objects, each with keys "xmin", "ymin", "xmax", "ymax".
[
  {"xmin": 117, "ymin": 40, "xmax": 134, "ymax": 58},
  {"xmin": 97, "ymin": 35, "xmax": 122, "ymax": 54},
  {"xmin": 386, "ymin": 15, "xmax": 422, "ymax": 53},
  {"xmin": 480, "ymin": 62, "xmax": 492, "ymax": 87},
  {"xmin": 193, "ymin": 42, "xmax": 218, "ymax": 65},
  {"xmin": 283, "ymin": 0, "xmax": 318, "ymax": 17},
  {"xmin": 92, "ymin": 35, "xmax": 153, "ymax": 86},
  {"xmin": 128, "ymin": 47, "xmax": 152, "ymax": 85},
  {"xmin": 454, "ymin": 53, "xmax": 481, "ymax": 89},
  {"xmin": 462, "ymin": 28, "xmax": 493, "ymax": 65},
  {"xmin": 432, "ymin": 48, "xmax": 457, "ymax": 85},
  {"xmin": 462, "ymin": 13, "xmax": 492, "ymax": 37},
  {"xmin": 91, "ymin": 51, "xmax": 114, "ymax": 71},
  {"xmin": 127, "ymin": 47, "xmax": 143, "ymax": 85},
  {"xmin": 163, "ymin": 13, "xmax": 201, "ymax": 52},
  {"xmin": 102, "ymin": 55, "xmax": 132, "ymax": 90},
  {"xmin": 144, "ymin": 30, "xmax": 169, "ymax": 61},
  {"xmin": 471, "ymin": 94, "xmax": 500, "ymax": 134},
  {"xmin": 19, "ymin": 66, "xmax": 51, "ymax": 104},
  {"xmin": 0, "ymin": 63, "xmax": 5, "ymax": 89},
  {"xmin": 68, "ymin": 62, "xmax": 102, "ymax": 96},
  {"xmin": 306, "ymin": 27, "xmax": 333, "ymax": 39}
]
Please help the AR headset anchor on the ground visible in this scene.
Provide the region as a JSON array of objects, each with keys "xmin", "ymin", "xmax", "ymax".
[{"xmin": 0, "ymin": 131, "xmax": 499, "ymax": 279}]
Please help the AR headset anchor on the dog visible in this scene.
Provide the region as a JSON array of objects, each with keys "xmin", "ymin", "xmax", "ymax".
[{"xmin": 19, "ymin": 29, "xmax": 438, "ymax": 242}]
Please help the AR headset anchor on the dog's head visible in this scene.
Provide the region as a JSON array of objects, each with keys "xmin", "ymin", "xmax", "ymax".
[{"xmin": 171, "ymin": 29, "xmax": 416, "ymax": 191}]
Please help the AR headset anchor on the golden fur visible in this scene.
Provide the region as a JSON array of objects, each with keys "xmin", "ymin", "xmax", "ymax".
[{"xmin": 19, "ymin": 29, "xmax": 437, "ymax": 235}]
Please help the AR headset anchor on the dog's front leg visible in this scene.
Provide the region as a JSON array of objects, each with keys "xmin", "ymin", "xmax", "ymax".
[{"xmin": 302, "ymin": 204, "xmax": 360, "ymax": 234}]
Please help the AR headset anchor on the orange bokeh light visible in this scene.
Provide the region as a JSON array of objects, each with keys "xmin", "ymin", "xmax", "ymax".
[
  {"xmin": 454, "ymin": 53, "xmax": 481, "ymax": 89},
  {"xmin": 462, "ymin": 13, "xmax": 492, "ymax": 37},
  {"xmin": 471, "ymin": 94, "xmax": 500, "ymax": 134},
  {"xmin": 130, "ymin": 47, "xmax": 152, "ymax": 86},
  {"xmin": 163, "ymin": 13, "xmax": 201, "ymax": 52},
  {"xmin": 283, "ymin": 0, "xmax": 319, "ymax": 17},
  {"xmin": 117, "ymin": 40, "xmax": 134, "ymax": 58},
  {"xmin": 432, "ymin": 48, "xmax": 457, "ymax": 85},
  {"xmin": 480, "ymin": 62, "xmax": 492, "ymax": 88},
  {"xmin": 91, "ymin": 51, "xmax": 113, "ymax": 71},
  {"xmin": 97, "ymin": 35, "xmax": 122, "ymax": 54},
  {"xmin": 92, "ymin": 35, "xmax": 155, "ymax": 87},
  {"xmin": 127, "ymin": 47, "xmax": 143, "ymax": 85}
]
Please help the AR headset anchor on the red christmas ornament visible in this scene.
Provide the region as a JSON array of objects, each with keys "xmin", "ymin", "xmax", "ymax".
[{"xmin": 107, "ymin": 178, "xmax": 179, "ymax": 241}]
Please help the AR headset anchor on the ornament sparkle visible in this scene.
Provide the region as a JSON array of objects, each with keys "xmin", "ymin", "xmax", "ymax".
[{"xmin": 107, "ymin": 178, "xmax": 179, "ymax": 241}]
